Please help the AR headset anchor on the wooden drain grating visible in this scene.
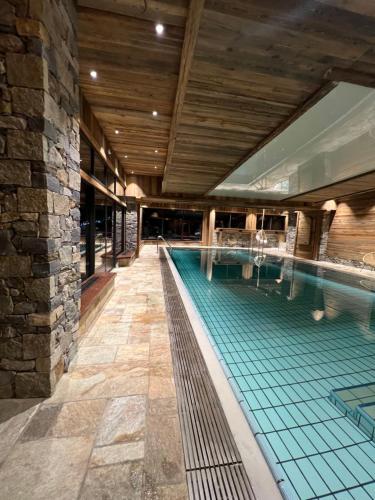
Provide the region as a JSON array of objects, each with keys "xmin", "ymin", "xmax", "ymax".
[{"xmin": 160, "ymin": 253, "xmax": 256, "ymax": 500}]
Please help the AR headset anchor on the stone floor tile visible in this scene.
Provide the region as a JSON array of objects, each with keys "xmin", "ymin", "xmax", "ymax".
[
  {"xmin": 81, "ymin": 334, "xmax": 129, "ymax": 347},
  {"xmin": 0, "ymin": 399, "xmax": 41, "ymax": 464},
  {"xmin": 148, "ymin": 375, "xmax": 176, "ymax": 400},
  {"xmin": 95, "ymin": 323, "xmax": 131, "ymax": 336},
  {"xmin": 144, "ymin": 415, "xmax": 185, "ymax": 487},
  {"xmin": 20, "ymin": 403, "xmax": 62, "ymax": 441},
  {"xmin": 90, "ymin": 441, "xmax": 145, "ymax": 467},
  {"xmin": 48, "ymin": 365, "xmax": 149, "ymax": 403},
  {"xmin": 0, "ymin": 436, "xmax": 93, "ymax": 500},
  {"xmin": 73, "ymin": 345, "xmax": 118, "ymax": 365},
  {"xmin": 148, "ymin": 398, "xmax": 178, "ymax": 417},
  {"xmin": 80, "ymin": 461, "xmax": 143, "ymax": 500},
  {"xmin": 20, "ymin": 400, "xmax": 105, "ymax": 440},
  {"xmin": 96, "ymin": 395, "xmax": 146, "ymax": 446},
  {"xmin": 152, "ymin": 483, "xmax": 188, "ymax": 500},
  {"xmin": 115, "ymin": 343, "xmax": 150, "ymax": 365}
]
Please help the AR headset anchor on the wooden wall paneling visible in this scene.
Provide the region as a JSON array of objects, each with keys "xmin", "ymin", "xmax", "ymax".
[
  {"xmin": 326, "ymin": 192, "xmax": 375, "ymax": 262},
  {"xmin": 295, "ymin": 211, "xmax": 323, "ymax": 260},
  {"xmin": 126, "ymin": 175, "xmax": 163, "ymax": 198}
]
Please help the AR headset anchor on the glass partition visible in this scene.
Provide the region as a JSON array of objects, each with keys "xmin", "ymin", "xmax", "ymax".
[
  {"xmin": 215, "ymin": 212, "xmax": 246, "ymax": 229},
  {"xmin": 142, "ymin": 208, "xmax": 203, "ymax": 241}
]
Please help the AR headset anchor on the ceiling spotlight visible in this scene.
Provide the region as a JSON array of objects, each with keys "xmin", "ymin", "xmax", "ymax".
[
  {"xmin": 131, "ymin": 170, "xmax": 134, "ymax": 174},
  {"xmin": 154, "ymin": 165, "xmax": 157, "ymax": 169},
  {"xmin": 115, "ymin": 129, "xmax": 119, "ymax": 134},
  {"xmin": 124, "ymin": 155, "xmax": 128, "ymax": 158},
  {"xmin": 155, "ymin": 24, "xmax": 164, "ymax": 35},
  {"xmin": 152, "ymin": 110, "xmax": 158, "ymax": 117},
  {"xmin": 90, "ymin": 70, "xmax": 97, "ymax": 79},
  {"xmin": 154, "ymin": 149, "xmax": 158, "ymax": 153}
]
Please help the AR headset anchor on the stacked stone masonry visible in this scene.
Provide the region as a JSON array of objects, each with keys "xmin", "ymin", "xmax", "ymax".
[
  {"xmin": 0, "ymin": 0, "xmax": 80, "ymax": 398},
  {"xmin": 125, "ymin": 197, "xmax": 138, "ymax": 253}
]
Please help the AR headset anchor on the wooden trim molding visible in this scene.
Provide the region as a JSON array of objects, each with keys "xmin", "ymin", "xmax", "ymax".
[
  {"xmin": 80, "ymin": 170, "xmax": 127, "ymax": 208},
  {"xmin": 162, "ymin": 0, "xmax": 205, "ymax": 191}
]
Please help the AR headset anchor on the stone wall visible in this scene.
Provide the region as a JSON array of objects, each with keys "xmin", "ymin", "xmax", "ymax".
[
  {"xmin": 0, "ymin": 0, "xmax": 80, "ymax": 397},
  {"xmin": 318, "ymin": 211, "xmax": 333, "ymax": 261},
  {"xmin": 125, "ymin": 197, "xmax": 138, "ymax": 253},
  {"xmin": 285, "ymin": 211, "xmax": 298, "ymax": 255}
]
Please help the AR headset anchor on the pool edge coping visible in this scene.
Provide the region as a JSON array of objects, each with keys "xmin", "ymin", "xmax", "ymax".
[{"xmin": 162, "ymin": 247, "xmax": 284, "ymax": 500}]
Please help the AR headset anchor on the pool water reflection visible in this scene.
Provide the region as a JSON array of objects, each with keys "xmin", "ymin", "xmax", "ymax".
[{"xmin": 171, "ymin": 248, "xmax": 375, "ymax": 500}]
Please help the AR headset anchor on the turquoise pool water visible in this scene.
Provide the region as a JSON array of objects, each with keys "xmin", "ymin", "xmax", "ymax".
[{"xmin": 171, "ymin": 248, "xmax": 375, "ymax": 500}]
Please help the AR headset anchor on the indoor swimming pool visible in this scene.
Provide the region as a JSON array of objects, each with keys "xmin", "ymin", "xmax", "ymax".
[{"xmin": 170, "ymin": 248, "xmax": 375, "ymax": 500}]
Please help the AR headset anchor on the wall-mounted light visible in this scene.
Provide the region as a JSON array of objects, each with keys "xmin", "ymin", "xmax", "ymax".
[
  {"xmin": 152, "ymin": 110, "xmax": 158, "ymax": 117},
  {"xmin": 155, "ymin": 24, "xmax": 164, "ymax": 35},
  {"xmin": 90, "ymin": 70, "xmax": 97, "ymax": 79}
]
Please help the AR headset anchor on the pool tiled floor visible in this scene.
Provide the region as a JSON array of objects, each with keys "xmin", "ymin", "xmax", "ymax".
[
  {"xmin": 0, "ymin": 246, "xmax": 187, "ymax": 500},
  {"xmin": 172, "ymin": 249, "xmax": 375, "ymax": 500}
]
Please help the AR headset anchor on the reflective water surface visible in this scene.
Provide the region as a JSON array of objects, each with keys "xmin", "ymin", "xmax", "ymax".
[{"xmin": 171, "ymin": 248, "xmax": 375, "ymax": 500}]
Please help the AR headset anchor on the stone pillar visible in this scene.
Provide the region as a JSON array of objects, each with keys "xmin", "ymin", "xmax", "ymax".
[
  {"xmin": 0, "ymin": 0, "xmax": 80, "ymax": 398},
  {"xmin": 318, "ymin": 211, "xmax": 335, "ymax": 261},
  {"xmin": 125, "ymin": 197, "xmax": 138, "ymax": 253},
  {"xmin": 285, "ymin": 211, "xmax": 298, "ymax": 255}
]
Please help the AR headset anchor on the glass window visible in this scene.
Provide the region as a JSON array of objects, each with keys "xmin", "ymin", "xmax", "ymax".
[
  {"xmin": 80, "ymin": 132, "xmax": 126, "ymax": 281},
  {"xmin": 95, "ymin": 191, "xmax": 114, "ymax": 272},
  {"xmin": 215, "ymin": 212, "xmax": 246, "ymax": 229},
  {"xmin": 256, "ymin": 215, "xmax": 286, "ymax": 230},
  {"xmin": 142, "ymin": 208, "xmax": 202, "ymax": 241}
]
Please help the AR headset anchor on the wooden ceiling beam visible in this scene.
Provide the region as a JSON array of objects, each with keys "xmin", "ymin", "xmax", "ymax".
[
  {"xmin": 324, "ymin": 67, "xmax": 375, "ymax": 88},
  {"xmin": 162, "ymin": 0, "xmax": 205, "ymax": 192}
]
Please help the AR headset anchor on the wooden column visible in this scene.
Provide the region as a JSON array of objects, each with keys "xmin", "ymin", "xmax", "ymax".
[
  {"xmin": 207, "ymin": 208, "xmax": 216, "ymax": 246},
  {"xmin": 201, "ymin": 210, "xmax": 209, "ymax": 245},
  {"xmin": 245, "ymin": 209, "xmax": 257, "ymax": 230}
]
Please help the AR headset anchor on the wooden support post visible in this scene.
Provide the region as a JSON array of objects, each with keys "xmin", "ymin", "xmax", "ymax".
[
  {"xmin": 207, "ymin": 208, "xmax": 216, "ymax": 246},
  {"xmin": 245, "ymin": 209, "xmax": 257, "ymax": 230}
]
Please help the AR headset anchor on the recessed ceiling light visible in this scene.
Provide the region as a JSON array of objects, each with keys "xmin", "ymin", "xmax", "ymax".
[
  {"xmin": 155, "ymin": 23, "xmax": 164, "ymax": 35},
  {"xmin": 115, "ymin": 129, "xmax": 119, "ymax": 134},
  {"xmin": 154, "ymin": 149, "xmax": 158, "ymax": 153},
  {"xmin": 131, "ymin": 170, "xmax": 134, "ymax": 174},
  {"xmin": 90, "ymin": 70, "xmax": 97, "ymax": 79},
  {"xmin": 124, "ymin": 155, "xmax": 128, "ymax": 158},
  {"xmin": 154, "ymin": 165, "xmax": 157, "ymax": 169},
  {"xmin": 152, "ymin": 110, "xmax": 158, "ymax": 117}
]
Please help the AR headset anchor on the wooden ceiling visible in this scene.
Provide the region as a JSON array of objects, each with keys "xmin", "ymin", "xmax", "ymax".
[
  {"xmin": 78, "ymin": 0, "xmax": 375, "ymax": 199},
  {"xmin": 78, "ymin": 0, "xmax": 187, "ymax": 176}
]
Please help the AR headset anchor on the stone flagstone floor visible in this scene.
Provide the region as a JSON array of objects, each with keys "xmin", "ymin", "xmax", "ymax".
[{"xmin": 0, "ymin": 245, "xmax": 187, "ymax": 500}]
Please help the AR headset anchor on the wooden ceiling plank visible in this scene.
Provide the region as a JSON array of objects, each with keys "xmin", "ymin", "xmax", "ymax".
[{"xmin": 162, "ymin": 0, "xmax": 205, "ymax": 191}]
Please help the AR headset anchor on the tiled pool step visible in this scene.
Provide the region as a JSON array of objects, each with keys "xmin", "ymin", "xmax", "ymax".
[{"xmin": 329, "ymin": 383, "xmax": 375, "ymax": 441}]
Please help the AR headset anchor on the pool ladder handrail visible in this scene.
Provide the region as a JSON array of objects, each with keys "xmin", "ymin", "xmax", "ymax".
[{"xmin": 157, "ymin": 235, "xmax": 173, "ymax": 254}]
